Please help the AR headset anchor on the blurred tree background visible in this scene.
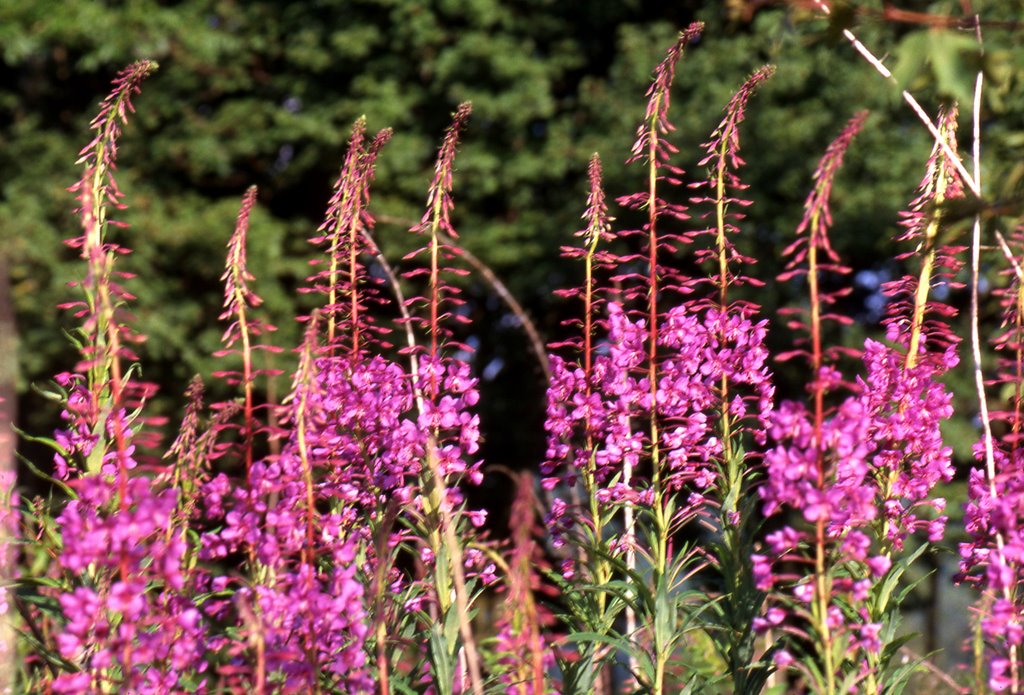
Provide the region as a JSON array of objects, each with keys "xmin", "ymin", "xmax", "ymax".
[{"xmin": 3, "ymin": 0, "xmax": 1024, "ymax": 531}]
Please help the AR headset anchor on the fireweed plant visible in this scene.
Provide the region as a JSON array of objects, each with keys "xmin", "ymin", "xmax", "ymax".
[
  {"xmin": 7, "ymin": 20, "xmax": 1024, "ymax": 695},
  {"xmin": 753, "ymin": 108, "xmax": 964, "ymax": 694},
  {"xmin": 543, "ymin": 34, "xmax": 777, "ymax": 692},
  {"xmin": 961, "ymin": 223, "xmax": 1024, "ymax": 691}
]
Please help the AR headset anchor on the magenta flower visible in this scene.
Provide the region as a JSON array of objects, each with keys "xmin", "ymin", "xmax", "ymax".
[
  {"xmin": 235, "ymin": 558, "xmax": 372, "ymax": 692},
  {"xmin": 757, "ymin": 107, "xmax": 960, "ymax": 686},
  {"xmin": 544, "ymin": 297, "xmax": 774, "ymax": 533},
  {"xmin": 960, "ymin": 219, "xmax": 1024, "ymax": 691},
  {"xmin": 961, "ymin": 448, "xmax": 1024, "ymax": 690},
  {"xmin": 55, "ymin": 472, "xmax": 207, "ymax": 692}
]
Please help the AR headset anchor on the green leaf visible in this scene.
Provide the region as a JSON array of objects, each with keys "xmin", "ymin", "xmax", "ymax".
[
  {"xmin": 892, "ymin": 31, "xmax": 930, "ymax": 93},
  {"xmin": 927, "ymin": 30, "xmax": 980, "ymax": 105},
  {"xmin": 428, "ymin": 622, "xmax": 454, "ymax": 695},
  {"xmin": 14, "ymin": 448, "xmax": 75, "ymax": 498},
  {"xmin": 653, "ymin": 575, "xmax": 677, "ymax": 658}
]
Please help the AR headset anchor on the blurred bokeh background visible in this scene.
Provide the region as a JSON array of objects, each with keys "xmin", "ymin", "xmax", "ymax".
[{"xmin": 2, "ymin": 0, "xmax": 1024, "ymax": 681}]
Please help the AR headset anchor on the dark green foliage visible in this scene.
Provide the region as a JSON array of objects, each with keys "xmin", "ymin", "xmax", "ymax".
[{"xmin": 5, "ymin": 0, "xmax": 1024, "ymax": 481}]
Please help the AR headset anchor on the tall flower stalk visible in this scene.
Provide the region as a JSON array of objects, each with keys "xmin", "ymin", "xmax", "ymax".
[
  {"xmin": 405, "ymin": 102, "xmax": 485, "ymax": 695},
  {"xmin": 686, "ymin": 64, "xmax": 775, "ymax": 693},
  {"xmin": 762, "ymin": 112, "xmax": 867, "ymax": 692},
  {"xmin": 962, "ymin": 221, "xmax": 1024, "ymax": 692},
  {"xmin": 617, "ymin": 27, "xmax": 704, "ymax": 692},
  {"xmin": 616, "ymin": 27, "xmax": 702, "ymax": 564},
  {"xmin": 493, "ymin": 471, "xmax": 552, "ymax": 694},
  {"xmin": 200, "ymin": 118, "xmax": 400, "ymax": 692},
  {"xmin": 62, "ymin": 59, "xmax": 159, "ymax": 474},
  {"xmin": 757, "ymin": 109, "xmax": 962, "ymax": 693},
  {"xmin": 543, "ymin": 153, "xmax": 625, "ymax": 690},
  {"xmin": 42, "ymin": 60, "xmax": 210, "ymax": 694},
  {"xmin": 304, "ymin": 119, "xmax": 403, "ymax": 690},
  {"xmin": 214, "ymin": 185, "xmax": 283, "ymax": 476},
  {"xmin": 546, "ymin": 32, "xmax": 776, "ymax": 695}
]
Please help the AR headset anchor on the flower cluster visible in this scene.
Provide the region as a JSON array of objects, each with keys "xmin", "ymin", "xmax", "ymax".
[
  {"xmin": 312, "ymin": 353, "xmax": 422, "ymax": 504},
  {"xmin": 51, "ymin": 372, "xmax": 100, "ymax": 480},
  {"xmin": 543, "ymin": 305, "xmax": 645, "ymax": 490},
  {"xmin": 54, "ymin": 473, "xmax": 206, "ymax": 693},
  {"xmin": 961, "ymin": 450, "xmax": 1024, "ymax": 691},
  {"xmin": 544, "ymin": 299, "xmax": 773, "ymax": 534},
  {"xmin": 233, "ymin": 546, "xmax": 372, "ymax": 692},
  {"xmin": 415, "ymin": 356, "xmax": 482, "ymax": 483},
  {"xmin": 758, "ymin": 338, "xmax": 955, "ymax": 562},
  {"xmin": 756, "ymin": 107, "xmax": 961, "ymax": 686},
  {"xmin": 658, "ymin": 303, "xmax": 773, "ymax": 492},
  {"xmin": 201, "ymin": 323, "xmax": 376, "ymax": 690}
]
